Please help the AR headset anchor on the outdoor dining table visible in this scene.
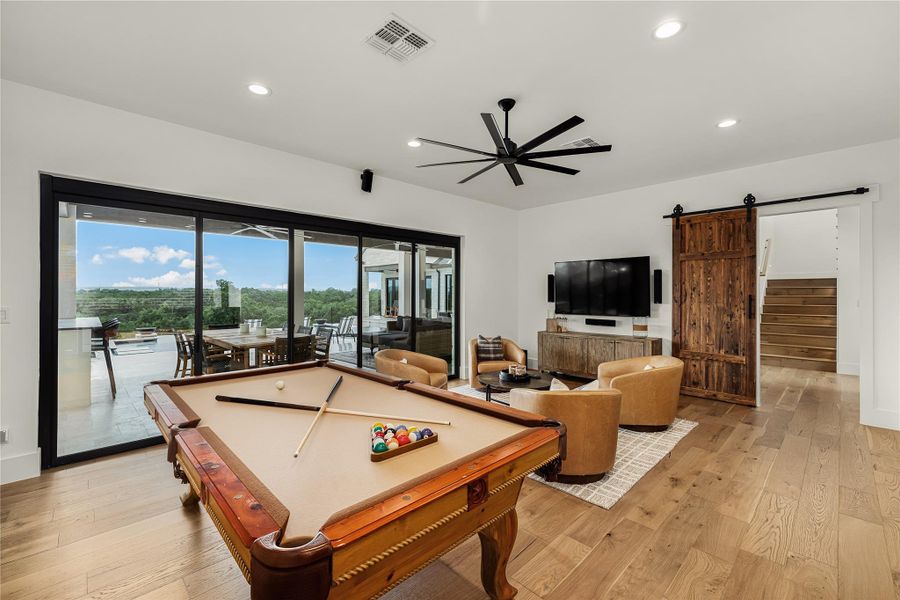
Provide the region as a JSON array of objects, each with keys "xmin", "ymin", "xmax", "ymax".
[{"xmin": 202, "ymin": 328, "xmax": 283, "ymax": 369}]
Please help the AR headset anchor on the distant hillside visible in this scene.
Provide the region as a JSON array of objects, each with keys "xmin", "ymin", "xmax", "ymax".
[{"xmin": 75, "ymin": 280, "xmax": 377, "ymax": 332}]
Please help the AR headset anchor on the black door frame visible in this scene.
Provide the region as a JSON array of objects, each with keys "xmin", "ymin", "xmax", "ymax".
[{"xmin": 39, "ymin": 175, "xmax": 462, "ymax": 468}]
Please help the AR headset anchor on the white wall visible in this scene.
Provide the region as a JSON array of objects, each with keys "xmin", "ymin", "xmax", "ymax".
[
  {"xmin": 0, "ymin": 81, "xmax": 520, "ymax": 483},
  {"xmin": 518, "ymin": 139, "xmax": 900, "ymax": 430},
  {"xmin": 837, "ymin": 206, "xmax": 861, "ymax": 374},
  {"xmin": 759, "ymin": 209, "xmax": 838, "ymax": 279}
]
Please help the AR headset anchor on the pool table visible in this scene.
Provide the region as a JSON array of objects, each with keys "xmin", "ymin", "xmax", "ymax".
[{"xmin": 144, "ymin": 360, "xmax": 564, "ymax": 599}]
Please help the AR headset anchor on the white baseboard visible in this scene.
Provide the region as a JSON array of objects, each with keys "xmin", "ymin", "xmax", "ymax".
[
  {"xmin": 838, "ymin": 362, "xmax": 860, "ymax": 375},
  {"xmin": 0, "ymin": 450, "xmax": 41, "ymax": 484},
  {"xmin": 861, "ymin": 408, "xmax": 900, "ymax": 432}
]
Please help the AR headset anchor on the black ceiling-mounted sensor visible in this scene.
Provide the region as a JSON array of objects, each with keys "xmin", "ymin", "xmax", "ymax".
[{"xmin": 361, "ymin": 169, "xmax": 374, "ymax": 193}]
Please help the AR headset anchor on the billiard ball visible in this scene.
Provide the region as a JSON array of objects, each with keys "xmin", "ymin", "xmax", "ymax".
[
  {"xmin": 396, "ymin": 424, "xmax": 408, "ymax": 432},
  {"xmin": 372, "ymin": 422, "xmax": 384, "ymax": 430},
  {"xmin": 408, "ymin": 431, "xmax": 419, "ymax": 442},
  {"xmin": 387, "ymin": 439, "xmax": 399, "ymax": 450},
  {"xmin": 396, "ymin": 434, "xmax": 410, "ymax": 446},
  {"xmin": 373, "ymin": 441, "xmax": 388, "ymax": 453},
  {"xmin": 384, "ymin": 431, "xmax": 395, "ymax": 441},
  {"xmin": 421, "ymin": 428, "xmax": 434, "ymax": 438},
  {"xmin": 407, "ymin": 426, "xmax": 419, "ymax": 435},
  {"xmin": 274, "ymin": 380, "xmax": 285, "ymax": 390},
  {"xmin": 384, "ymin": 423, "xmax": 395, "ymax": 430}
]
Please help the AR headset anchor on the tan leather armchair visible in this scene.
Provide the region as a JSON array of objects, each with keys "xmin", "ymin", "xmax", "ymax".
[
  {"xmin": 374, "ymin": 349, "xmax": 449, "ymax": 389},
  {"xmin": 598, "ymin": 356, "xmax": 684, "ymax": 430},
  {"xmin": 511, "ymin": 386, "xmax": 621, "ymax": 483},
  {"xmin": 468, "ymin": 338, "xmax": 527, "ymax": 388}
]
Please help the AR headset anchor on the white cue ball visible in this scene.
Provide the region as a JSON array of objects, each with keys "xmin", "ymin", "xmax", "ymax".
[{"xmin": 275, "ymin": 380, "xmax": 285, "ymax": 390}]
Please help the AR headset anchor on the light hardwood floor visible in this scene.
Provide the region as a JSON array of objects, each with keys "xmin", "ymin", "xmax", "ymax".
[{"xmin": 2, "ymin": 367, "xmax": 899, "ymax": 600}]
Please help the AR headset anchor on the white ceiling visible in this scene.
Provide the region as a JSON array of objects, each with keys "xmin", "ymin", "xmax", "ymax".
[{"xmin": 2, "ymin": 1, "xmax": 898, "ymax": 209}]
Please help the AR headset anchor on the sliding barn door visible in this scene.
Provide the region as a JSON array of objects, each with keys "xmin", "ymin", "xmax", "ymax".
[{"xmin": 672, "ymin": 209, "xmax": 757, "ymax": 405}]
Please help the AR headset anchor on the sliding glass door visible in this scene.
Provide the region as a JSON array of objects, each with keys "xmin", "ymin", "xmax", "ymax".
[
  {"xmin": 55, "ymin": 202, "xmax": 195, "ymax": 458},
  {"xmin": 361, "ymin": 238, "xmax": 413, "ymax": 368},
  {"xmin": 41, "ymin": 176, "xmax": 461, "ymax": 467},
  {"xmin": 201, "ymin": 219, "xmax": 289, "ymax": 372},
  {"xmin": 293, "ymin": 230, "xmax": 359, "ymax": 366},
  {"xmin": 416, "ymin": 244, "xmax": 457, "ymax": 373}
]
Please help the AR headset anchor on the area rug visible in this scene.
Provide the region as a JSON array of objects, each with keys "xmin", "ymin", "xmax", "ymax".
[{"xmin": 452, "ymin": 384, "xmax": 698, "ymax": 509}]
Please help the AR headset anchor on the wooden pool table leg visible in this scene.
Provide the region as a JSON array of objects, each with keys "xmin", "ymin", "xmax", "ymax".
[
  {"xmin": 478, "ymin": 509, "xmax": 518, "ymax": 600},
  {"xmin": 180, "ymin": 485, "xmax": 200, "ymax": 506}
]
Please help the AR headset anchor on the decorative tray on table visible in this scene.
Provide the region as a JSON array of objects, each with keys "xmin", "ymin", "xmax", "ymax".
[{"xmin": 498, "ymin": 370, "xmax": 532, "ymax": 383}]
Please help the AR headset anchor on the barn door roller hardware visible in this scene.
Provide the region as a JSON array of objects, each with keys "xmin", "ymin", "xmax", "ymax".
[{"xmin": 664, "ymin": 187, "xmax": 869, "ymax": 228}]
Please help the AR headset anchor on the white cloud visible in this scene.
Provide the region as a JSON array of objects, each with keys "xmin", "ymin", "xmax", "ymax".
[
  {"xmin": 91, "ymin": 254, "xmax": 103, "ymax": 265},
  {"xmin": 151, "ymin": 245, "xmax": 190, "ymax": 264},
  {"xmin": 179, "ymin": 258, "xmax": 196, "ymax": 269},
  {"xmin": 259, "ymin": 283, "xmax": 288, "ymax": 290},
  {"xmin": 118, "ymin": 246, "xmax": 151, "ymax": 263},
  {"xmin": 215, "ymin": 269, "xmax": 228, "ymax": 276},
  {"xmin": 115, "ymin": 270, "xmax": 196, "ymax": 288}
]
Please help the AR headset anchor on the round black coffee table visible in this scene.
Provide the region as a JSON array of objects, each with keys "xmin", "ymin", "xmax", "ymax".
[{"xmin": 477, "ymin": 370, "xmax": 554, "ymax": 405}]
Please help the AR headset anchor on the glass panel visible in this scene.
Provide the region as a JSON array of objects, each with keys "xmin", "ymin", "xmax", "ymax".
[
  {"xmin": 56, "ymin": 202, "xmax": 195, "ymax": 456},
  {"xmin": 291, "ymin": 230, "xmax": 359, "ymax": 366},
  {"xmin": 415, "ymin": 244, "xmax": 456, "ymax": 373},
  {"xmin": 201, "ymin": 219, "xmax": 288, "ymax": 371},
  {"xmin": 361, "ymin": 238, "xmax": 413, "ymax": 369}
]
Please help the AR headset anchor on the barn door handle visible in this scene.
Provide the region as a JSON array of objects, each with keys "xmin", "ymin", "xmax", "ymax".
[{"xmin": 747, "ymin": 294, "xmax": 754, "ymax": 319}]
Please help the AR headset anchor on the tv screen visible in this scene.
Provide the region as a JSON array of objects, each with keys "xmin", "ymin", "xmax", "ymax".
[{"xmin": 554, "ymin": 256, "xmax": 650, "ymax": 317}]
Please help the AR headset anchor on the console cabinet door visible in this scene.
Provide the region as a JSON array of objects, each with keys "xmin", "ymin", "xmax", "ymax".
[
  {"xmin": 615, "ymin": 340, "xmax": 647, "ymax": 360},
  {"xmin": 585, "ymin": 337, "xmax": 616, "ymax": 375},
  {"xmin": 540, "ymin": 334, "xmax": 587, "ymax": 375}
]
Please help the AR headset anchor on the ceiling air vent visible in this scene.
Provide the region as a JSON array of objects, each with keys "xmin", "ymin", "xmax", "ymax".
[
  {"xmin": 365, "ymin": 14, "xmax": 434, "ymax": 63},
  {"xmin": 559, "ymin": 136, "xmax": 603, "ymax": 149}
]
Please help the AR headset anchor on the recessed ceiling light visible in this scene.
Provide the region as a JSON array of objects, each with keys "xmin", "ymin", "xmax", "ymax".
[
  {"xmin": 653, "ymin": 20, "xmax": 683, "ymax": 39},
  {"xmin": 407, "ymin": 140, "xmax": 422, "ymax": 148},
  {"xmin": 137, "ymin": 218, "xmax": 148, "ymax": 223},
  {"xmin": 717, "ymin": 118, "xmax": 739, "ymax": 128},
  {"xmin": 83, "ymin": 212, "xmax": 93, "ymax": 218},
  {"xmin": 247, "ymin": 83, "xmax": 271, "ymax": 96}
]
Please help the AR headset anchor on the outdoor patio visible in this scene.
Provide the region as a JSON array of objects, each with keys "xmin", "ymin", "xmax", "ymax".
[{"xmin": 57, "ymin": 332, "xmax": 362, "ymax": 456}]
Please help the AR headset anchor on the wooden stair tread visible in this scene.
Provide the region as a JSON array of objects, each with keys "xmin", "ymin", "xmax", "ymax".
[
  {"xmin": 759, "ymin": 353, "xmax": 836, "ymax": 363},
  {"xmin": 759, "ymin": 342, "xmax": 836, "ymax": 350}
]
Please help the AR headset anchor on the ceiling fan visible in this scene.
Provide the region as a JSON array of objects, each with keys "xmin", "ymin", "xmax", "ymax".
[{"xmin": 416, "ymin": 98, "xmax": 612, "ymax": 187}]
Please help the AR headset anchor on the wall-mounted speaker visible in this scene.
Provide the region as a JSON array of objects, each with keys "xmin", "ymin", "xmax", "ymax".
[
  {"xmin": 653, "ymin": 269, "xmax": 662, "ymax": 304},
  {"xmin": 361, "ymin": 169, "xmax": 374, "ymax": 193},
  {"xmin": 547, "ymin": 274, "xmax": 555, "ymax": 303},
  {"xmin": 585, "ymin": 318, "xmax": 617, "ymax": 327}
]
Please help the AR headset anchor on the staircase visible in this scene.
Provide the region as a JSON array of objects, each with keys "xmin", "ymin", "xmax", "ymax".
[{"xmin": 760, "ymin": 278, "xmax": 837, "ymax": 372}]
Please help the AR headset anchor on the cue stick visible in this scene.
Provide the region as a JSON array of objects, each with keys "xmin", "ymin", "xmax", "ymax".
[
  {"xmin": 293, "ymin": 376, "xmax": 342, "ymax": 458},
  {"xmin": 215, "ymin": 394, "xmax": 452, "ymax": 426}
]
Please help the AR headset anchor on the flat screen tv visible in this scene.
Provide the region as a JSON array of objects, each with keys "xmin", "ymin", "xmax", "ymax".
[{"xmin": 554, "ymin": 256, "xmax": 651, "ymax": 317}]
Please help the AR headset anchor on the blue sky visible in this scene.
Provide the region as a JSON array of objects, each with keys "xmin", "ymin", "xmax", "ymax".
[{"xmin": 76, "ymin": 222, "xmax": 357, "ymax": 290}]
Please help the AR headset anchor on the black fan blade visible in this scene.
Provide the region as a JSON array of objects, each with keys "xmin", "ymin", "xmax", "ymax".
[
  {"xmin": 481, "ymin": 113, "xmax": 509, "ymax": 155},
  {"xmin": 417, "ymin": 138, "xmax": 496, "ymax": 157},
  {"xmin": 518, "ymin": 159, "xmax": 579, "ymax": 176},
  {"xmin": 522, "ymin": 145, "xmax": 612, "ymax": 159},
  {"xmin": 504, "ymin": 163, "xmax": 524, "ymax": 186},
  {"xmin": 515, "ymin": 116, "xmax": 585, "ymax": 155},
  {"xmin": 417, "ymin": 158, "xmax": 496, "ymax": 168},
  {"xmin": 458, "ymin": 161, "xmax": 500, "ymax": 184}
]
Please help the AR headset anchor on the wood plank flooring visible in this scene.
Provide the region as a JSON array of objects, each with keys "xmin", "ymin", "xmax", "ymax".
[{"xmin": 2, "ymin": 367, "xmax": 898, "ymax": 599}]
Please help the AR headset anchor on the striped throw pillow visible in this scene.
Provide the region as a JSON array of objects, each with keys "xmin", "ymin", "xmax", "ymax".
[{"xmin": 476, "ymin": 335, "xmax": 504, "ymax": 361}]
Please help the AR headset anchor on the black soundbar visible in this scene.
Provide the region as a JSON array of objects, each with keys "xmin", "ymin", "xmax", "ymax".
[{"xmin": 585, "ymin": 318, "xmax": 617, "ymax": 327}]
